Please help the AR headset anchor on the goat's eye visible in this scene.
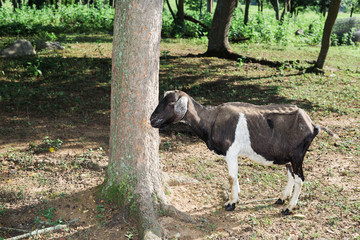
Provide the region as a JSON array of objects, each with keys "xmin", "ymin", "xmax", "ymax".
[{"xmin": 169, "ymin": 102, "xmax": 175, "ymax": 107}]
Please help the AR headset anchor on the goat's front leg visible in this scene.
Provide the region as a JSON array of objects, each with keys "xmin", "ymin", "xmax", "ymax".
[{"xmin": 224, "ymin": 154, "xmax": 239, "ymax": 211}]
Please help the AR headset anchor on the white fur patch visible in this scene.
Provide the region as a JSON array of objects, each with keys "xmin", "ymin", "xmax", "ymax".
[
  {"xmin": 281, "ymin": 168, "xmax": 295, "ymax": 200},
  {"xmin": 224, "ymin": 113, "xmax": 272, "ymax": 205},
  {"xmin": 288, "ymin": 175, "xmax": 303, "ymax": 210},
  {"xmin": 228, "ymin": 113, "xmax": 273, "ymax": 166}
]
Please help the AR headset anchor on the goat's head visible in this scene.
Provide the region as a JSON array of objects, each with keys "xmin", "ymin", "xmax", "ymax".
[{"xmin": 150, "ymin": 90, "xmax": 189, "ymax": 129}]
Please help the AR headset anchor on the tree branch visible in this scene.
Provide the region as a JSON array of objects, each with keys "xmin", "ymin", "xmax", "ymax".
[
  {"xmin": 184, "ymin": 14, "xmax": 210, "ymax": 30},
  {"xmin": 166, "ymin": 0, "xmax": 176, "ymax": 20},
  {"xmin": 6, "ymin": 225, "xmax": 67, "ymax": 240}
]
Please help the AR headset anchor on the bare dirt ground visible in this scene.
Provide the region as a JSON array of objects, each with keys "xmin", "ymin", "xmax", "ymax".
[
  {"xmin": 0, "ymin": 42, "xmax": 359, "ymax": 239},
  {"xmin": 1, "ymin": 113, "xmax": 359, "ymax": 240}
]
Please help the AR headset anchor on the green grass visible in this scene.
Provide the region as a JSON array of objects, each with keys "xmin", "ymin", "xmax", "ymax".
[{"xmin": 160, "ymin": 39, "xmax": 360, "ymax": 119}]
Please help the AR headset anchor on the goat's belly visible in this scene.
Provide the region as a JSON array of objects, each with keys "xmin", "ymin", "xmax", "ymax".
[{"xmin": 241, "ymin": 151, "xmax": 274, "ymax": 166}]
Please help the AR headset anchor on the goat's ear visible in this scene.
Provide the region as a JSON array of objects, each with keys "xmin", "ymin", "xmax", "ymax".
[{"xmin": 174, "ymin": 96, "xmax": 188, "ymax": 120}]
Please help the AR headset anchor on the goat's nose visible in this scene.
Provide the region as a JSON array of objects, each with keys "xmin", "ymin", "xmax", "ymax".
[
  {"xmin": 150, "ymin": 114, "xmax": 158, "ymax": 125},
  {"xmin": 150, "ymin": 115, "xmax": 163, "ymax": 128}
]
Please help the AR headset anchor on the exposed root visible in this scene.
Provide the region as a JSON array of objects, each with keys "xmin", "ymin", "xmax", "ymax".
[{"xmin": 161, "ymin": 204, "xmax": 196, "ymax": 224}]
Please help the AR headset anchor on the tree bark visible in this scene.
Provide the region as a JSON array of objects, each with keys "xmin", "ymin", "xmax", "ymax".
[
  {"xmin": 176, "ymin": 0, "xmax": 185, "ymax": 33},
  {"xmin": 207, "ymin": 0, "xmax": 213, "ymax": 13},
  {"xmin": 313, "ymin": 0, "xmax": 341, "ymax": 70},
  {"xmin": 270, "ymin": 0, "xmax": 280, "ymax": 20},
  {"xmin": 102, "ymin": 0, "xmax": 165, "ymax": 239},
  {"xmin": 280, "ymin": 0, "xmax": 288, "ymax": 21},
  {"xmin": 244, "ymin": 0, "xmax": 251, "ymax": 25},
  {"xmin": 205, "ymin": 0, "xmax": 238, "ymax": 57}
]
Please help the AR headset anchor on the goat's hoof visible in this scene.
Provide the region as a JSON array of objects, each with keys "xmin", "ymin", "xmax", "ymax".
[
  {"xmin": 275, "ymin": 198, "xmax": 285, "ymax": 205},
  {"xmin": 282, "ymin": 208, "xmax": 292, "ymax": 215},
  {"xmin": 225, "ymin": 203, "xmax": 235, "ymax": 211}
]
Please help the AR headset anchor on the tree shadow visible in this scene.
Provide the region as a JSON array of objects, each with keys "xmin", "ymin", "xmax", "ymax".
[
  {"xmin": 0, "ymin": 186, "xmax": 133, "ymax": 239},
  {"xmin": 0, "ymin": 53, "xmax": 111, "ymax": 149}
]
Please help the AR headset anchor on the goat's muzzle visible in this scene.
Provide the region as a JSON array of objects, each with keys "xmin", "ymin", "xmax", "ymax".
[{"xmin": 150, "ymin": 115, "xmax": 164, "ymax": 128}]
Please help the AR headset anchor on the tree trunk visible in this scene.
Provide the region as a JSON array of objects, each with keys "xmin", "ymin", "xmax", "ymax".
[
  {"xmin": 207, "ymin": 0, "xmax": 213, "ymax": 13},
  {"xmin": 102, "ymin": 0, "xmax": 165, "ymax": 238},
  {"xmin": 313, "ymin": 0, "xmax": 341, "ymax": 70},
  {"xmin": 270, "ymin": 0, "xmax": 280, "ymax": 20},
  {"xmin": 350, "ymin": 7, "xmax": 354, "ymax": 18},
  {"xmin": 256, "ymin": 0, "xmax": 263, "ymax": 12},
  {"xmin": 12, "ymin": 0, "xmax": 18, "ymax": 9},
  {"xmin": 205, "ymin": 0, "xmax": 238, "ymax": 57},
  {"xmin": 176, "ymin": 0, "xmax": 185, "ymax": 33},
  {"xmin": 244, "ymin": 0, "xmax": 251, "ymax": 25},
  {"xmin": 280, "ymin": 0, "xmax": 288, "ymax": 21},
  {"xmin": 320, "ymin": 0, "xmax": 328, "ymax": 17}
]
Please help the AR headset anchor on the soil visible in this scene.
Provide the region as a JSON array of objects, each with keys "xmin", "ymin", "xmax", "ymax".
[
  {"xmin": 0, "ymin": 46, "xmax": 359, "ymax": 240},
  {"xmin": 1, "ymin": 110, "xmax": 359, "ymax": 240}
]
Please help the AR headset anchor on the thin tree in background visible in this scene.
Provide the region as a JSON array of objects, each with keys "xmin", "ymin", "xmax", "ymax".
[
  {"xmin": 102, "ymin": 0, "xmax": 165, "ymax": 238},
  {"xmin": 270, "ymin": 0, "xmax": 280, "ymax": 20},
  {"xmin": 207, "ymin": 0, "xmax": 213, "ymax": 12},
  {"xmin": 244, "ymin": 0, "xmax": 251, "ymax": 25},
  {"xmin": 313, "ymin": 0, "xmax": 342, "ymax": 70}
]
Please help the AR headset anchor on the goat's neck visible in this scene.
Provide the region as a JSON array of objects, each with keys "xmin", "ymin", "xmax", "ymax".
[{"xmin": 183, "ymin": 97, "xmax": 215, "ymax": 142}]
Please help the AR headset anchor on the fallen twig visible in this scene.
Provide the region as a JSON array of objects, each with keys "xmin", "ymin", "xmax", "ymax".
[
  {"xmin": 6, "ymin": 224, "xmax": 67, "ymax": 240},
  {"xmin": 0, "ymin": 227, "xmax": 28, "ymax": 233},
  {"xmin": 237, "ymin": 198, "xmax": 279, "ymax": 205}
]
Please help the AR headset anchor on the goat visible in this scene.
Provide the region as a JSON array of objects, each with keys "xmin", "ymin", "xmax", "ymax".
[{"xmin": 150, "ymin": 90, "xmax": 324, "ymax": 215}]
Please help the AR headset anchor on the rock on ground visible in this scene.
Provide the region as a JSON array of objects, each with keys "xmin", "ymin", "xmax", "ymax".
[
  {"xmin": 0, "ymin": 39, "xmax": 36, "ymax": 57},
  {"xmin": 35, "ymin": 41, "xmax": 65, "ymax": 51}
]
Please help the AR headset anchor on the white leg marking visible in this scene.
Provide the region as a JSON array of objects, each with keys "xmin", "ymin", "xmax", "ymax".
[
  {"xmin": 224, "ymin": 113, "xmax": 274, "ymax": 206},
  {"xmin": 288, "ymin": 175, "xmax": 303, "ymax": 210},
  {"xmin": 225, "ymin": 154, "xmax": 239, "ymax": 205},
  {"xmin": 281, "ymin": 168, "xmax": 295, "ymax": 200}
]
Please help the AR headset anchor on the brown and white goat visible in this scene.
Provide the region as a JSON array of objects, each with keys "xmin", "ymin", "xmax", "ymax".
[{"xmin": 150, "ymin": 90, "xmax": 322, "ymax": 215}]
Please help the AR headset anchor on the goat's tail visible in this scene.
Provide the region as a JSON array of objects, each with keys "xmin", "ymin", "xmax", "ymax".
[{"xmin": 314, "ymin": 124, "xmax": 339, "ymax": 139}]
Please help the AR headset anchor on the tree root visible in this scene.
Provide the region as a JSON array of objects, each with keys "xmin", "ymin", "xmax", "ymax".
[{"xmin": 161, "ymin": 203, "xmax": 196, "ymax": 224}]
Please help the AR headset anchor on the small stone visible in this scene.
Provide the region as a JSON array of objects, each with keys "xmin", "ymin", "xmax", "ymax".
[
  {"xmin": 293, "ymin": 214, "xmax": 306, "ymax": 219},
  {"xmin": 35, "ymin": 41, "xmax": 65, "ymax": 51}
]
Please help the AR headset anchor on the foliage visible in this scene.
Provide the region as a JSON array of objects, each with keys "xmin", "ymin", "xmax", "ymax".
[
  {"xmin": 0, "ymin": 2, "xmax": 358, "ymax": 46},
  {"xmin": 161, "ymin": 3, "xmax": 327, "ymax": 45},
  {"xmin": 161, "ymin": 2, "xmax": 359, "ymax": 46},
  {"xmin": 162, "ymin": 6, "xmax": 212, "ymax": 38},
  {"xmin": 0, "ymin": 3, "xmax": 114, "ymax": 36},
  {"xmin": 229, "ymin": 8, "xmax": 326, "ymax": 45}
]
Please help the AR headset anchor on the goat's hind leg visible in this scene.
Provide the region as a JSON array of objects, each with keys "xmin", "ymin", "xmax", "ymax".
[
  {"xmin": 224, "ymin": 154, "xmax": 240, "ymax": 211},
  {"xmin": 275, "ymin": 164, "xmax": 295, "ymax": 205},
  {"xmin": 283, "ymin": 161, "xmax": 305, "ymax": 215}
]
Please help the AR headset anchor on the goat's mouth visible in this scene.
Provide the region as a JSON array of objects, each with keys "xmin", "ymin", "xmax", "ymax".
[
  {"xmin": 150, "ymin": 117, "xmax": 167, "ymax": 129},
  {"xmin": 151, "ymin": 121, "xmax": 168, "ymax": 130}
]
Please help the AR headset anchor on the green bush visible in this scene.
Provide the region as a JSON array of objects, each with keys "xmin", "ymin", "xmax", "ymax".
[
  {"xmin": 0, "ymin": 4, "xmax": 114, "ymax": 36},
  {"xmin": 161, "ymin": 5, "xmax": 326, "ymax": 46}
]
